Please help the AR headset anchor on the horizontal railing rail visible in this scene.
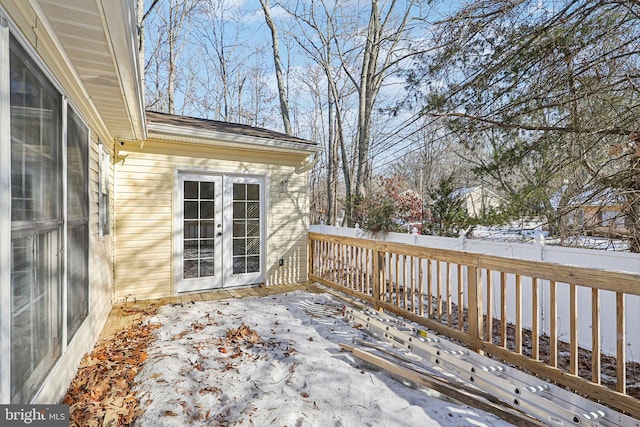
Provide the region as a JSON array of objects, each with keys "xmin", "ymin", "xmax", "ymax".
[{"xmin": 308, "ymin": 231, "xmax": 640, "ymax": 419}]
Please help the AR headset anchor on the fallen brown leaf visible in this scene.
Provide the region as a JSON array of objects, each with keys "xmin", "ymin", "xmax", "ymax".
[
  {"xmin": 226, "ymin": 323, "xmax": 261, "ymax": 344},
  {"xmin": 199, "ymin": 387, "xmax": 222, "ymax": 395},
  {"xmin": 191, "ymin": 322, "xmax": 206, "ymax": 331},
  {"xmin": 63, "ymin": 321, "xmax": 159, "ymax": 427}
]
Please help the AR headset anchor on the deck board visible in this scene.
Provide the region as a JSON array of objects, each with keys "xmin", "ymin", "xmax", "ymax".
[{"xmin": 100, "ymin": 282, "xmax": 322, "ymax": 339}]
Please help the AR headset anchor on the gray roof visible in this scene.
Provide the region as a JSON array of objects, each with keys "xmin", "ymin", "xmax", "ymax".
[
  {"xmin": 550, "ymin": 186, "xmax": 625, "ymax": 209},
  {"xmin": 146, "ymin": 111, "xmax": 316, "ymax": 146}
]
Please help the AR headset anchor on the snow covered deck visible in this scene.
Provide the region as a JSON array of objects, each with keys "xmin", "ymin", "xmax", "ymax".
[
  {"xmin": 99, "ymin": 283, "xmax": 321, "ymax": 340},
  {"xmin": 69, "ymin": 283, "xmax": 524, "ymax": 426}
]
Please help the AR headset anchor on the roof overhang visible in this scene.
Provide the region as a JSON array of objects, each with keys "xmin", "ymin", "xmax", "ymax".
[
  {"xmin": 146, "ymin": 121, "xmax": 322, "ymax": 156},
  {"xmin": 32, "ymin": 0, "xmax": 146, "ymax": 140}
]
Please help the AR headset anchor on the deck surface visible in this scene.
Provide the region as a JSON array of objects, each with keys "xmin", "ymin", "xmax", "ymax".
[{"xmin": 100, "ymin": 282, "xmax": 324, "ymax": 339}]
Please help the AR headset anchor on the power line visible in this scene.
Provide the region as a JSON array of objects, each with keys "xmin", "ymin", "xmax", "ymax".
[{"xmin": 371, "ymin": 125, "xmax": 459, "ymax": 173}]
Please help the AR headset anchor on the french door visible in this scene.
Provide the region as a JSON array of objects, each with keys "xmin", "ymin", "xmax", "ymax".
[{"xmin": 176, "ymin": 173, "xmax": 264, "ymax": 293}]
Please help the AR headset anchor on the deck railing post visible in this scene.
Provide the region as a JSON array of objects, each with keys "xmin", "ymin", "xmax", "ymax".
[
  {"xmin": 467, "ymin": 264, "xmax": 483, "ymax": 352},
  {"xmin": 308, "ymin": 235, "xmax": 314, "ymax": 280},
  {"xmin": 372, "ymin": 247, "xmax": 383, "ymax": 310}
]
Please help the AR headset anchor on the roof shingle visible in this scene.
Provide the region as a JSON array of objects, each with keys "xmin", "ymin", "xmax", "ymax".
[{"xmin": 146, "ymin": 111, "xmax": 316, "ymax": 146}]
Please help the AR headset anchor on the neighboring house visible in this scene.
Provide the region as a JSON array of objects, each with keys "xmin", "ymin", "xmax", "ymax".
[
  {"xmin": 0, "ymin": 0, "xmax": 318, "ymax": 405},
  {"xmin": 562, "ymin": 188, "xmax": 630, "ymax": 236},
  {"xmin": 452, "ymin": 186, "xmax": 503, "ymax": 217}
]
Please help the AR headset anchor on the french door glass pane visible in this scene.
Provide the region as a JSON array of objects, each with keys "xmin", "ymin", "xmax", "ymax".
[
  {"xmin": 200, "ymin": 182, "xmax": 214, "ymax": 199},
  {"xmin": 246, "ymin": 202, "xmax": 259, "ymax": 219},
  {"xmin": 232, "ymin": 183, "xmax": 261, "ymax": 274},
  {"xmin": 246, "ymin": 238, "xmax": 260, "ymax": 255},
  {"xmin": 233, "ymin": 184, "xmax": 245, "ymax": 200},
  {"xmin": 184, "ymin": 201, "xmax": 198, "ymax": 219},
  {"xmin": 183, "ymin": 181, "xmax": 216, "ymax": 279},
  {"xmin": 10, "ymin": 35, "xmax": 62, "ymax": 403},
  {"xmin": 201, "ymin": 239, "xmax": 214, "ymax": 258},
  {"xmin": 200, "ymin": 221, "xmax": 215, "ymax": 239},
  {"xmin": 184, "ymin": 221, "xmax": 198, "ymax": 239},
  {"xmin": 184, "ymin": 260, "xmax": 198, "ymax": 279},
  {"xmin": 200, "ymin": 201, "xmax": 214, "ymax": 219},
  {"xmin": 184, "ymin": 181, "xmax": 198, "ymax": 199},
  {"xmin": 247, "ymin": 221, "xmax": 260, "ymax": 237},
  {"xmin": 247, "ymin": 256, "xmax": 260, "ymax": 273},
  {"xmin": 233, "ymin": 202, "xmax": 245, "ymax": 218},
  {"xmin": 246, "ymin": 185, "xmax": 260, "ymax": 201},
  {"xmin": 200, "ymin": 259, "xmax": 214, "ymax": 276}
]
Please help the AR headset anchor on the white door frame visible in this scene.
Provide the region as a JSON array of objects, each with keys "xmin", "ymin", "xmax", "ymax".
[
  {"xmin": 173, "ymin": 170, "xmax": 266, "ymax": 293},
  {"xmin": 175, "ymin": 173, "xmax": 224, "ymax": 293},
  {"xmin": 222, "ymin": 175, "xmax": 265, "ymax": 288}
]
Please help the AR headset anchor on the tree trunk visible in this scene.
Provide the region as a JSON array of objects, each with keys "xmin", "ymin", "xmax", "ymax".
[
  {"xmin": 327, "ymin": 80, "xmax": 335, "ymax": 225},
  {"xmin": 260, "ymin": 0, "xmax": 293, "ymax": 135},
  {"xmin": 137, "ymin": 0, "xmax": 145, "ymax": 98}
]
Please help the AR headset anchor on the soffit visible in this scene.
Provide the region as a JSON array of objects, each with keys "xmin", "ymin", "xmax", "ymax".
[{"xmin": 37, "ymin": 0, "xmax": 145, "ymax": 140}]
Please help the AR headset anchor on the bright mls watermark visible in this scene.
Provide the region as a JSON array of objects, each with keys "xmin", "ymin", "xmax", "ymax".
[{"xmin": 1, "ymin": 405, "xmax": 68, "ymax": 426}]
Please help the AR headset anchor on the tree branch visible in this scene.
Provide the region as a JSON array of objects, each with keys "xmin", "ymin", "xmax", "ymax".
[{"xmin": 429, "ymin": 112, "xmax": 635, "ymax": 136}]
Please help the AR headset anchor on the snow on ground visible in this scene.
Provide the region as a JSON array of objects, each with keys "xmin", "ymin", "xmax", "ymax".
[
  {"xmin": 472, "ymin": 221, "xmax": 629, "ymax": 251},
  {"xmin": 133, "ymin": 291, "xmax": 514, "ymax": 426}
]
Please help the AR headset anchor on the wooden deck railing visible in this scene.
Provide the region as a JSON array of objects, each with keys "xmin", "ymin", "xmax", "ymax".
[{"xmin": 308, "ymin": 231, "xmax": 640, "ymax": 418}]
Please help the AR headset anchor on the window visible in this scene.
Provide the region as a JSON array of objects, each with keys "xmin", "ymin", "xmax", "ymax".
[
  {"xmin": 9, "ymin": 33, "xmax": 63, "ymax": 403},
  {"xmin": 601, "ymin": 209, "xmax": 624, "ymax": 228},
  {"xmin": 2, "ymin": 28, "xmax": 90, "ymax": 403},
  {"xmin": 66, "ymin": 107, "xmax": 89, "ymax": 342},
  {"xmin": 99, "ymin": 143, "xmax": 110, "ymax": 238}
]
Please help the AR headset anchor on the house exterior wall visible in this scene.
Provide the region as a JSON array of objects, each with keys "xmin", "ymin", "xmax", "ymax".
[
  {"xmin": 1, "ymin": 1, "xmax": 116, "ymax": 404},
  {"xmin": 581, "ymin": 205, "xmax": 628, "ymax": 235},
  {"xmin": 114, "ymin": 139, "xmax": 310, "ymax": 300},
  {"xmin": 463, "ymin": 188, "xmax": 503, "ymax": 217}
]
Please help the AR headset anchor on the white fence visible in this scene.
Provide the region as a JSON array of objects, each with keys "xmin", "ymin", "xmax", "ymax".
[{"xmin": 310, "ymin": 225, "xmax": 640, "ymax": 362}]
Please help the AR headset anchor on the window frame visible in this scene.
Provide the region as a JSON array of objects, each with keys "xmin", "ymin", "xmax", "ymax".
[
  {"xmin": 99, "ymin": 142, "xmax": 110, "ymax": 239},
  {"xmin": 0, "ymin": 11, "xmax": 12, "ymax": 404},
  {"xmin": 65, "ymin": 106, "xmax": 90, "ymax": 343}
]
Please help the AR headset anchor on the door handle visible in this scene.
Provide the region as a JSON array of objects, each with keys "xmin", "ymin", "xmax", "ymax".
[{"xmin": 216, "ymin": 232, "xmax": 222, "ymax": 237}]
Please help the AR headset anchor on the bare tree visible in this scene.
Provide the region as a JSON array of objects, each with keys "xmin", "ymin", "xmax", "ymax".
[
  {"xmin": 259, "ymin": 0, "xmax": 293, "ymax": 135},
  {"xmin": 144, "ymin": 0, "xmax": 200, "ymax": 114},
  {"xmin": 406, "ymin": 0, "xmax": 640, "ymax": 250},
  {"xmin": 137, "ymin": 0, "xmax": 161, "ymax": 89},
  {"xmin": 285, "ymin": 0, "xmax": 355, "ymax": 225},
  {"xmin": 194, "ymin": 0, "xmax": 250, "ymax": 121},
  {"xmin": 287, "ymin": 0, "xmax": 428, "ymax": 225}
]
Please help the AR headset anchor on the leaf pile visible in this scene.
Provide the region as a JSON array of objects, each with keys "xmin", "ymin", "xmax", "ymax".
[
  {"xmin": 225, "ymin": 323, "xmax": 261, "ymax": 345},
  {"xmin": 63, "ymin": 319, "xmax": 160, "ymax": 427}
]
